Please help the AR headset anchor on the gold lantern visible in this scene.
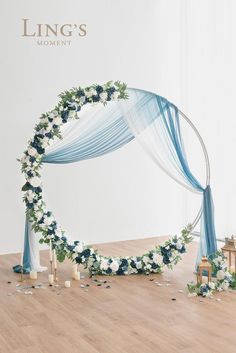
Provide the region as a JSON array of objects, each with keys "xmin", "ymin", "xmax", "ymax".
[
  {"xmin": 197, "ymin": 256, "xmax": 212, "ymax": 284},
  {"xmin": 222, "ymin": 235, "xmax": 236, "ymax": 273}
]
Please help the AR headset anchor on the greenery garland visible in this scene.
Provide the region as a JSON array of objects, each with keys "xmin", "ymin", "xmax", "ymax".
[{"xmin": 20, "ymin": 81, "xmax": 193, "ymax": 276}]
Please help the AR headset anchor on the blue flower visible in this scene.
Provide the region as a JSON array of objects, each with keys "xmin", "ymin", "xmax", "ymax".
[
  {"xmin": 96, "ymin": 85, "xmax": 103, "ymax": 94},
  {"xmin": 92, "ymin": 95, "xmax": 100, "ymax": 102},
  {"xmin": 61, "ymin": 111, "xmax": 69, "ymax": 120},
  {"xmin": 29, "ymin": 156, "xmax": 36, "ymax": 163},
  {"xmin": 36, "ymin": 146, "xmax": 45, "ymax": 155},
  {"xmin": 163, "ymin": 256, "xmax": 171, "ymax": 264},
  {"xmin": 45, "ymin": 132, "xmax": 52, "ymax": 139},
  {"xmin": 76, "ymin": 89, "xmax": 84, "ymax": 98},
  {"xmin": 107, "ymin": 87, "xmax": 116, "ymax": 95},
  {"xmin": 47, "ymin": 228, "xmax": 55, "ymax": 235},
  {"xmin": 82, "ymin": 248, "xmax": 91, "ymax": 258},
  {"xmin": 179, "ymin": 245, "xmax": 186, "ymax": 254}
]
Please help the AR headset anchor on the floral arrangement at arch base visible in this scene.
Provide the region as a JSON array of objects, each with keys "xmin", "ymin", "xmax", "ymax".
[
  {"xmin": 19, "ymin": 80, "xmax": 195, "ymax": 276},
  {"xmin": 187, "ymin": 251, "xmax": 236, "ymax": 297}
]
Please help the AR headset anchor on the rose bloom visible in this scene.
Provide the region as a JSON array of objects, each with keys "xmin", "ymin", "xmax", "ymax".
[{"xmin": 29, "ymin": 176, "xmax": 41, "ymax": 188}]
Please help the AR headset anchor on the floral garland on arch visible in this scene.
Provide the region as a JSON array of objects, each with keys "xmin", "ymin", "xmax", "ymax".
[{"xmin": 20, "ymin": 80, "xmax": 194, "ymax": 276}]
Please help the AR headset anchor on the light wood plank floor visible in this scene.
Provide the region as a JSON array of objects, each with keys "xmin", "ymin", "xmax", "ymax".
[{"xmin": 0, "ymin": 237, "xmax": 236, "ymax": 353}]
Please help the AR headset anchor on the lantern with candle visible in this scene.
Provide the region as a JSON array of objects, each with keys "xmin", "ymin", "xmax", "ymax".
[
  {"xmin": 222, "ymin": 236, "xmax": 236, "ymax": 273},
  {"xmin": 197, "ymin": 256, "xmax": 212, "ymax": 284}
]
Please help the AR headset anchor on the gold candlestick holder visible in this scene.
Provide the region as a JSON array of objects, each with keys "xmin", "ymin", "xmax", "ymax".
[
  {"xmin": 54, "ymin": 268, "xmax": 58, "ymax": 283},
  {"xmin": 18, "ymin": 266, "xmax": 24, "ymax": 282},
  {"xmin": 50, "ymin": 260, "xmax": 53, "ymax": 275}
]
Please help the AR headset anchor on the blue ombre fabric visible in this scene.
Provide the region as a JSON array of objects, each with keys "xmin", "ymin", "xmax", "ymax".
[{"xmin": 17, "ymin": 88, "xmax": 217, "ymax": 273}]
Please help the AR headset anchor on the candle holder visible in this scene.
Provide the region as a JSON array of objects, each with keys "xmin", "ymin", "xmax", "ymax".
[
  {"xmin": 197, "ymin": 256, "xmax": 212, "ymax": 284},
  {"xmin": 54, "ymin": 267, "xmax": 58, "ymax": 283},
  {"xmin": 222, "ymin": 236, "xmax": 236, "ymax": 273},
  {"xmin": 50, "ymin": 260, "xmax": 53, "ymax": 275},
  {"xmin": 18, "ymin": 266, "xmax": 24, "ymax": 282}
]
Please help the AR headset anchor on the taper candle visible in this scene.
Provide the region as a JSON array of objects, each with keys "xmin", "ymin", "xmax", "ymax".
[
  {"xmin": 20, "ymin": 247, "xmax": 24, "ymax": 268},
  {"xmin": 49, "ymin": 240, "xmax": 53, "ymax": 262}
]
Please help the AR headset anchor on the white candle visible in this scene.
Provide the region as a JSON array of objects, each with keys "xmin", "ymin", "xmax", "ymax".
[
  {"xmin": 65, "ymin": 280, "xmax": 71, "ymax": 288},
  {"xmin": 29, "ymin": 270, "xmax": 37, "ymax": 280},
  {"xmin": 73, "ymin": 271, "xmax": 81, "ymax": 281},
  {"xmin": 49, "ymin": 240, "xmax": 53, "ymax": 262},
  {"xmin": 53, "ymin": 249, "xmax": 57, "ymax": 269},
  {"xmin": 20, "ymin": 247, "xmax": 24, "ymax": 268},
  {"xmin": 48, "ymin": 274, "xmax": 54, "ymax": 284},
  {"xmin": 72, "ymin": 264, "xmax": 78, "ymax": 278}
]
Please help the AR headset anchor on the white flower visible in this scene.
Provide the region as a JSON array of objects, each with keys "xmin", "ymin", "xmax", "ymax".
[
  {"xmin": 100, "ymin": 259, "xmax": 109, "ymax": 271},
  {"xmin": 26, "ymin": 190, "xmax": 35, "ymax": 202},
  {"xmin": 44, "ymin": 216, "xmax": 54, "ymax": 226},
  {"xmin": 85, "ymin": 88, "xmax": 96, "ymax": 98},
  {"xmin": 41, "ymin": 137, "xmax": 50, "ymax": 148},
  {"xmin": 208, "ymin": 282, "xmax": 215, "ymax": 290},
  {"xmin": 74, "ymin": 243, "xmax": 84, "ymax": 253},
  {"xmin": 176, "ymin": 241, "xmax": 183, "ymax": 250},
  {"xmin": 110, "ymin": 260, "xmax": 119, "ymax": 272},
  {"xmin": 111, "ymin": 91, "xmax": 119, "ymax": 100},
  {"xmin": 55, "ymin": 229, "xmax": 63, "ymax": 237},
  {"xmin": 79, "ymin": 96, "xmax": 86, "ymax": 104},
  {"xmin": 136, "ymin": 261, "xmax": 142, "ymax": 269},
  {"xmin": 205, "ymin": 291, "xmax": 212, "ymax": 298},
  {"xmin": 216, "ymin": 270, "xmax": 226, "ymax": 280},
  {"xmin": 35, "ymin": 211, "xmax": 43, "ymax": 220},
  {"xmin": 29, "ymin": 176, "xmax": 41, "ymax": 188},
  {"xmin": 142, "ymin": 256, "xmax": 150, "ymax": 264},
  {"xmin": 152, "ymin": 253, "xmax": 159, "ymax": 264},
  {"xmin": 28, "ymin": 147, "xmax": 37, "ymax": 157},
  {"xmin": 221, "ymin": 281, "xmax": 229, "ymax": 291},
  {"xmin": 146, "ymin": 264, "xmax": 152, "ymax": 270},
  {"xmin": 99, "ymin": 92, "xmax": 108, "ymax": 102},
  {"xmin": 21, "ymin": 155, "xmax": 30, "ymax": 164},
  {"xmin": 68, "ymin": 110, "xmax": 77, "ymax": 119},
  {"xmin": 53, "ymin": 116, "xmax": 62, "ymax": 125}
]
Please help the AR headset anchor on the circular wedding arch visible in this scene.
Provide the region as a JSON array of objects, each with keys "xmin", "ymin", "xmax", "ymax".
[{"xmin": 21, "ymin": 81, "xmax": 210, "ymax": 276}]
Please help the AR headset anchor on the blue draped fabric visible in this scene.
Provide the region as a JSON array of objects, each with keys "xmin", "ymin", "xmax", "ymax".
[
  {"xmin": 156, "ymin": 97, "xmax": 217, "ymax": 265},
  {"xmin": 17, "ymin": 88, "xmax": 217, "ymax": 273},
  {"xmin": 13, "ymin": 221, "xmax": 31, "ymax": 274}
]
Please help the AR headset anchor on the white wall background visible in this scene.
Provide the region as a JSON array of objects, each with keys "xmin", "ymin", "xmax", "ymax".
[{"xmin": 0, "ymin": 0, "xmax": 236, "ymax": 254}]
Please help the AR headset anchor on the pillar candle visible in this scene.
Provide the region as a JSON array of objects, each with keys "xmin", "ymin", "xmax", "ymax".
[
  {"xmin": 48, "ymin": 274, "xmax": 54, "ymax": 284},
  {"xmin": 72, "ymin": 264, "xmax": 78, "ymax": 278},
  {"xmin": 73, "ymin": 271, "xmax": 81, "ymax": 281},
  {"xmin": 65, "ymin": 280, "xmax": 71, "ymax": 288},
  {"xmin": 20, "ymin": 247, "xmax": 24, "ymax": 268},
  {"xmin": 29, "ymin": 270, "xmax": 37, "ymax": 280}
]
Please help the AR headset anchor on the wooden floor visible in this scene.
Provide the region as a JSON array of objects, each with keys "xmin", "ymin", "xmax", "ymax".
[{"xmin": 0, "ymin": 237, "xmax": 236, "ymax": 353}]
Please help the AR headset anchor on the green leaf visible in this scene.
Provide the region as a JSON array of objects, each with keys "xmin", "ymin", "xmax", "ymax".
[{"xmin": 22, "ymin": 183, "xmax": 31, "ymax": 191}]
